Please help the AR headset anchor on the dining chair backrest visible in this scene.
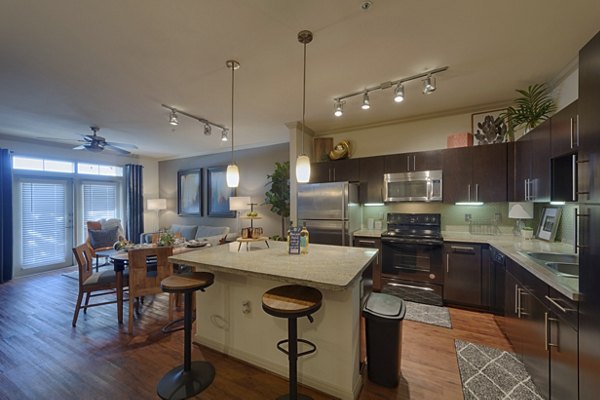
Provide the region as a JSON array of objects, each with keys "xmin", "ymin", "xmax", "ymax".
[
  {"xmin": 73, "ymin": 243, "xmax": 95, "ymax": 286},
  {"xmin": 127, "ymin": 246, "xmax": 174, "ymax": 298}
]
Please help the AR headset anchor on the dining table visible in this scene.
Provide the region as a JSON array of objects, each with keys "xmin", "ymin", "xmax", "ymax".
[{"xmin": 110, "ymin": 244, "xmax": 208, "ymax": 324}]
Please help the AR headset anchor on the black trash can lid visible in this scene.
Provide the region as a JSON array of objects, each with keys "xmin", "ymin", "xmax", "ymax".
[{"xmin": 363, "ymin": 293, "xmax": 405, "ymax": 320}]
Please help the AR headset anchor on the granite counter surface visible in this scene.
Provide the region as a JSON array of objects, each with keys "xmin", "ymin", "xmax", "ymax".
[
  {"xmin": 169, "ymin": 240, "xmax": 377, "ymax": 292},
  {"xmin": 352, "ymin": 229, "xmax": 385, "ymax": 238}
]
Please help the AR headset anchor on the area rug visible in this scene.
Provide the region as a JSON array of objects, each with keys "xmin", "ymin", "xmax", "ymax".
[
  {"xmin": 61, "ymin": 265, "xmax": 113, "ymax": 280},
  {"xmin": 455, "ymin": 339, "xmax": 543, "ymax": 400},
  {"xmin": 404, "ymin": 301, "xmax": 452, "ymax": 329}
]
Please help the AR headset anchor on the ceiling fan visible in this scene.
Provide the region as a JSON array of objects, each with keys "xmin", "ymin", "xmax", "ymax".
[{"xmin": 73, "ymin": 126, "xmax": 138, "ymax": 155}]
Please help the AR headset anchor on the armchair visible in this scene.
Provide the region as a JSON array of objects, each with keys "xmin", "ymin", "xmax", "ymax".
[{"xmin": 85, "ymin": 219, "xmax": 126, "ymax": 269}]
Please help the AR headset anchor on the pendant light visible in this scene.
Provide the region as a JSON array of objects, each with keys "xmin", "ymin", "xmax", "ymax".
[
  {"xmin": 295, "ymin": 30, "xmax": 313, "ymax": 183},
  {"xmin": 226, "ymin": 60, "xmax": 240, "ymax": 188}
]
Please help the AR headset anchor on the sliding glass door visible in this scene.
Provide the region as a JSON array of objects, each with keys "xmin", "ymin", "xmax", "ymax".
[{"xmin": 13, "ymin": 177, "xmax": 73, "ymax": 277}]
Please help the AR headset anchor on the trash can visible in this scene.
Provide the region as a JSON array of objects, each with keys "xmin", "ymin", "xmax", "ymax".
[{"xmin": 362, "ymin": 292, "xmax": 406, "ymax": 388}]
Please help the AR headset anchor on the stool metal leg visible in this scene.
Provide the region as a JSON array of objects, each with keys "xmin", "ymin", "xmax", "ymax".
[{"xmin": 277, "ymin": 317, "xmax": 312, "ymax": 400}]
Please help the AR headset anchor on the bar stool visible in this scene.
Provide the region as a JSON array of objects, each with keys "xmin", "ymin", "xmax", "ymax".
[
  {"xmin": 262, "ymin": 284, "xmax": 323, "ymax": 400},
  {"xmin": 157, "ymin": 272, "xmax": 215, "ymax": 400}
]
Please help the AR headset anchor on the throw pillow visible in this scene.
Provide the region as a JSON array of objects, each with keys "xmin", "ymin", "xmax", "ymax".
[
  {"xmin": 170, "ymin": 224, "xmax": 198, "ymax": 241},
  {"xmin": 89, "ymin": 226, "xmax": 119, "ymax": 249}
]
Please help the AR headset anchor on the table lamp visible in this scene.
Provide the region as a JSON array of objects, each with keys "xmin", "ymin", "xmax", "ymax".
[
  {"xmin": 147, "ymin": 198, "xmax": 167, "ymax": 231},
  {"xmin": 508, "ymin": 202, "xmax": 534, "ymax": 236}
]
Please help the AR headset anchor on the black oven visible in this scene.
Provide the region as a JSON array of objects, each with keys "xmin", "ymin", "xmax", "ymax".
[{"xmin": 381, "ymin": 239, "xmax": 443, "ymax": 284}]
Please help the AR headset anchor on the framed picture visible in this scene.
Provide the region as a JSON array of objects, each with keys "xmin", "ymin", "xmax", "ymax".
[
  {"xmin": 536, "ymin": 207, "xmax": 562, "ymax": 241},
  {"xmin": 206, "ymin": 166, "xmax": 236, "ymax": 218},
  {"xmin": 177, "ymin": 168, "xmax": 202, "ymax": 215},
  {"xmin": 471, "ymin": 108, "xmax": 508, "ymax": 145}
]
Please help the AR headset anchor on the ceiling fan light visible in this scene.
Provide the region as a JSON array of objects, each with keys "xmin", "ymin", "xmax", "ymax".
[
  {"xmin": 169, "ymin": 110, "xmax": 179, "ymax": 126},
  {"xmin": 361, "ymin": 92, "xmax": 370, "ymax": 110},
  {"xmin": 394, "ymin": 83, "xmax": 405, "ymax": 102},
  {"xmin": 226, "ymin": 163, "xmax": 239, "ymax": 188},
  {"xmin": 296, "ymin": 154, "xmax": 311, "ymax": 183},
  {"xmin": 334, "ymin": 100, "xmax": 344, "ymax": 117}
]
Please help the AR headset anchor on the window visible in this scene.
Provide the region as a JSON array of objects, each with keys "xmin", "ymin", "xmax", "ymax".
[
  {"xmin": 81, "ymin": 181, "xmax": 120, "ymax": 236},
  {"xmin": 78, "ymin": 163, "xmax": 123, "ymax": 177},
  {"xmin": 13, "ymin": 156, "xmax": 74, "ymax": 173},
  {"xmin": 18, "ymin": 180, "xmax": 72, "ymax": 269}
]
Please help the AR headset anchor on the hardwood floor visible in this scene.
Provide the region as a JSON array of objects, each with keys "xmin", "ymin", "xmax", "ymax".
[{"xmin": 0, "ymin": 267, "xmax": 511, "ymax": 399}]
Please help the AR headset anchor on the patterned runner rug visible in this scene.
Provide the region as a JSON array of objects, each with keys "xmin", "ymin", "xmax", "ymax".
[
  {"xmin": 404, "ymin": 300, "xmax": 452, "ymax": 328},
  {"xmin": 455, "ymin": 339, "xmax": 543, "ymax": 399}
]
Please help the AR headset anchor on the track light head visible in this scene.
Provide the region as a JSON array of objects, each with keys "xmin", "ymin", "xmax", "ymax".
[
  {"xmin": 361, "ymin": 92, "xmax": 370, "ymax": 110},
  {"xmin": 169, "ymin": 110, "xmax": 179, "ymax": 126},
  {"xmin": 394, "ymin": 83, "xmax": 405, "ymax": 103},
  {"xmin": 334, "ymin": 100, "xmax": 344, "ymax": 117},
  {"xmin": 203, "ymin": 123, "xmax": 212, "ymax": 136},
  {"xmin": 221, "ymin": 129, "xmax": 229, "ymax": 142},
  {"xmin": 423, "ymin": 75, "xmax": 436, "ymax": 94}
]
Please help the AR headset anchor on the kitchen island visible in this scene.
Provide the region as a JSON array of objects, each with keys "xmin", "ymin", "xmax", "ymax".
[{"xmin": 169, "ymin": 240, "xmax": 377, "ymax": 400}]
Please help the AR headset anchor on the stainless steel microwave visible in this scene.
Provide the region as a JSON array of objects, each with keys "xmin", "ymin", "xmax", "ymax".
[{"xmin": 383, "ymin": 170, "xmax": 443, "ymax": 202}]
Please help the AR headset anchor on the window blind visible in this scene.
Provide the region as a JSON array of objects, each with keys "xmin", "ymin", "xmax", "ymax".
[
  {"xmin": 82, "ymin": 182, "xmax": 119, "ymax": 233},
  {"xmin": 20, "ymin": 181, "xmax": 67, "ymax": 267}
]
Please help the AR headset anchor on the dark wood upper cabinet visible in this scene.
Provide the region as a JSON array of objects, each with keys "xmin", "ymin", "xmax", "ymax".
[
  {"xmin": 442, "ymin": 143, "xmax": 508, "ymax": 203},
  {"xmin": 310, "ymin": 159, "xmax": 360, "ymax": 183},
  {"xmin": 514, "ymin": 121, "xmax": 551, "ymax": 202},
  {"xmin": 551, "ymin": 100, "xmax": 578, "ymax": 158},
  {"xmin": 359, "ymin": 156, "xmax": 384, "ymax": 203},
  {"xmin": 384, "ymin": 150, "xmax": 442, "ymax": 173}
]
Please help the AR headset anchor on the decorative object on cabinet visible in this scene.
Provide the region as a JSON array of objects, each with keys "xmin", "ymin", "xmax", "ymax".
[
  {"xmin": 447, "ymin": 132, "xmax": 473, "ymax": 148},
  {"xmin": 313, "ymin": 137, "xmax": 333, "ymax": 161},
  {"xmin": 264, "ymin": 161, "xmax": 290, "ymax": 239},
  {"xmin": 328, "ymin": 140, "xmax": 352, "ymax": 160},
  {"xmin": 537, "ymin": 206, "xmax": 562, "ymax": 241},
  {"xmin": 206, "ymin": 166, "xmax": 236, "ymax": 218},
  {"xmin": 332, "ymin": 66, "xmax": 449, "ymax": 116},
  {"xmin": 177, "ymin": 168, "xmax": 202, "ymax": 216},
  {"xmin": 471, "ymin": 109, "xmax": 508, "ymax": 144},
  {"xmin": 501, "ymin": 83, "xmax": 557, "ymax": 140},
  {"xmin": 508, "ymin": 202, "xmax": 534, "ymax": 236}
]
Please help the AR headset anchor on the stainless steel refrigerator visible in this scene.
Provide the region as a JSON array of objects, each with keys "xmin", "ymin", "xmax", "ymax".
[{"xmin": 297, "ymin": 181, "xmax": 360, "ymax": 246}]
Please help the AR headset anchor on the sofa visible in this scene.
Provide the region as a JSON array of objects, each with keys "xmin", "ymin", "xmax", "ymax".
[{"xmin": 140, "ymin": 224, "xmax": 231, "ymax": 246}]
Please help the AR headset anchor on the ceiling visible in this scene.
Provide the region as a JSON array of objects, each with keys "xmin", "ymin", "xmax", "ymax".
[{"xmin": 1, "ymin": 1, "xmax": 599, "ymax": 159}]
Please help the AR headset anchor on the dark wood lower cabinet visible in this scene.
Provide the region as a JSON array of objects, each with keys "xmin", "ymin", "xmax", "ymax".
[
  {"xmin": 443, "ymin": 243, "xmax": 484, "ymax": 307},
  {"xmin": 353, "ymin": 236, "xmax": 381, "ymax": 292}
]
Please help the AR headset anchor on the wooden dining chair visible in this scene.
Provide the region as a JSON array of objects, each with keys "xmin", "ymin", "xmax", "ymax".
[
  {"xmin": 72, "ymin": 243, "xmax": 127, "ymax": 327},
  {"xmin": 127, "ymin": 246, "xmax": 175, "ymax": 335}
]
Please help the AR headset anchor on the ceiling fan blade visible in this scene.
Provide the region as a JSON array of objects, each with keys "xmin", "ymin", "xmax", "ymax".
[
  {"xmin": 105, "ymin": 141, "xmax": 138, "ymax": 149},
  {"xmin": 103, "ymin": 143, "xmax": 131, "ymax": 155}
]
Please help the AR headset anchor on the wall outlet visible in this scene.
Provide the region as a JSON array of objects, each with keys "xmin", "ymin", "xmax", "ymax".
[
  {"xmin": 242, "ymin": 300, "xmax": 251, "ymax": 314},
  {"xmin": 465, "ymin": 214, "xmax": 472, "ymax": 222}
]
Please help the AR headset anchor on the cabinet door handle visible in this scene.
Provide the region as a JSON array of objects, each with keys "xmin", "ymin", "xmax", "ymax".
[
  {"xmin": 576, "ymin": 114, "xmax": 580, "ymax": 147},
  {"xmin": 514, "ymin": 284, "xmax": 519, "ymax": 315},
  {"xmin": 446, "ymin": 253, "xmax": 450, "ymax": 273},
  {"xmin": 545, "ymin": 295, "xmax": 576, "ymax": 313},
  {"xmin": 407, "ymin": 156, "xmax": 410, "ymax": 171},
  {"xmin": 570, "ymin": 117, "xmax": 574, "ymax": 149},
  {"xmin": 545, "ymin": 312, "xmax": 559, "ymax": 351},
  {"xmin": 576, "ymin": 211, "xmax": 590, "ymax": 254},
  {"xmin": 357, "ymin": 240, "xmax": 376, "ymax": 245},
  {"xmin": 451, "ymin": 245, "xmax": 475, "ymax": 253},
  {"xmin": 467, "ymin": 184, "xmax": 471, "ymax": 202},
  {"xmin": 413, "ymin": 155, "xmax": 416, "ymax": 171},
  {"xmin": 517, "ymin": 287, "xmax": 521, "ymax": 318},
  {"xmin": 572, "ymin": 154, "xmax": 577, "ymax": 202},
  {"xmin": 475, "ymin": 183, "xmax": 479, "ymax": 202},
  {"xmin": 524, "ymin": 179, "xmax": 529, "ymax": 201}
]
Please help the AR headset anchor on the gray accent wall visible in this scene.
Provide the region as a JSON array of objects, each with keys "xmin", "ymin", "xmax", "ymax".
[{"xmin": 158, "ymin": 143, "xmax": 289, "ymax": 238}]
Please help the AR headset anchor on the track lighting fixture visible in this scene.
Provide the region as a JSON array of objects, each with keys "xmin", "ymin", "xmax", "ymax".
[
  {"xmin": 361, "ymin": 92, "xmax": 371, "ymax": 110},
  {"xmin": 423, "ymin": 74, "xmax": 436, "ymax": 94},
  {"xmin": 221, "ymin": 129, "xmax": 229, "ymax": 142},
  {"xmin": 332, "ymin": 66, "xmax": 448, "ymax": 116},
  {"xmin": 169, "ymin": 110, "xmax": 179, "ymax": 126},
  {"xmin": 226, "ymin": 60, "xmax": 240, "ymax": 188},
  {"xmin": 295, "ymin": 29, "xmax": 313, "ymax": 184},
  {"xmin": 394, "ymin": 83, "xmax": 405, "ymax": 103},
  {"xmin": 161, "ymin": 104, "xmax": 227, "ymax": 138},
  {"xmin": 334, "ymin": 100, "xmax": 344, "ymax": 117}
]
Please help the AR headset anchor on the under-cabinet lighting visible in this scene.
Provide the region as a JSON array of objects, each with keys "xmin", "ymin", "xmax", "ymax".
[
  {"xmin": 364, "ymin": 203, "xmax": 385, "ymax": 206},
  {"xmin": 550, "ymin": 201, "xmax": 566, "ymax": 205},
  {"xmin": 455, "ymin": 202, "xmax": 484, "ymax": 206}
]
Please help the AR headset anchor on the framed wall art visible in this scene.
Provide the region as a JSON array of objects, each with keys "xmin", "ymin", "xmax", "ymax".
[
  {"xmin": 536, "ymin": 207, "xmax": 562, "ymax": 241},
  {"xmin": 177, "ymin": 168, "xmax": 202, "ymax": 216},
  {"xmin": 471, "ymin": 108, "xmax": 508, "ymax": 145},
  {"xmin": 206, "ymin": 166, "xmax": 236, "ymax": 218}
]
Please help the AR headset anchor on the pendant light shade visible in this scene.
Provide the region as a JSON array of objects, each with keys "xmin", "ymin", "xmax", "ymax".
[
  {"xmin": 226, "ymin": 163, "xmax": 240, "ymax": 187},
  {"xmin": 295, "ymin": 30, "xmax": 313, "ymax": 183},
  {"xmin": 226, "ymin": 59, "xmax": 240, "ymax": 188},
  {"xmin": 296, "ymin": 154, "xmax": 311, "ymax": 183}
]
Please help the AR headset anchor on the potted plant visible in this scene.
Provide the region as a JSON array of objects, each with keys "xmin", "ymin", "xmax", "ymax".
[
  {"xmin": 502, "ymin": 83, "xmax": 557, "ymax": 140},
  {"xmin": 157, "ymin": 231, "xmax": 176, "ymax": 246},
  {"xmin": 521, "ymin": 226, "xmax": 534, "ymax": 240},
  {"xmin": 264, "ymin": 161, "xmax": 290, "ymax": 240}
]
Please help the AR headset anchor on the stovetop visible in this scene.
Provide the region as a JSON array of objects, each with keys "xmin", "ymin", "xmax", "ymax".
[{"xmin": 382, "ymin": 213, "xmax": 442, "ymax": 240}]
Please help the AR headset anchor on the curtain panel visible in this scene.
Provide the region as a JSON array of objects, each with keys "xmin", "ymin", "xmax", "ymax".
[
  {"xmin": 124, "ymin": 164, "xmax": 144, "ymax": 244},
  {"xmin": 0, "ymin": 149, "xmax": 13, "ymax": 283}
]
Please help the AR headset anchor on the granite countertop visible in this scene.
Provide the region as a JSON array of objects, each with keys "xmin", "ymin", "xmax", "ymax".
[
  {"xmin": 443, "ymin": 232, "xmax": 579, "ymax": 301},
  {"xmin": 353, "ymin": 229, "xmax": 386, "ymax": 238},
  {"xmin": 169, "ymin": 240, "xmax": 378, "ymax": 292}
]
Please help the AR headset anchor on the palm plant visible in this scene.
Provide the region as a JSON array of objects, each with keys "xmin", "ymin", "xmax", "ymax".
[
  {"xmin": 264, "ymin": 161, "xmax": 290, "ymax": 239},
  {"xmin": 502, "ymin": 83, "xmax": 556, "ymax": 139}
]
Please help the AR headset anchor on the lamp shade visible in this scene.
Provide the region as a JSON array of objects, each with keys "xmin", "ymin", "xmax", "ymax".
[
  {"xmin": 147, "ymin": 198, "xmax": 167, "ymax": 211},
  {"xmin": 508, "ymin": 202, "xmax": 534, "ymax": 219},
  {"xmin": 229, "ymin": 196, "xmax": 251, "ymax": 211},
  {"xmin": 226, "ymin": 163, "xmax": 239, "ymax": 188},
  {"xmin": 296, "ymin": 154, "xmax": 311, "ymax": 183}
]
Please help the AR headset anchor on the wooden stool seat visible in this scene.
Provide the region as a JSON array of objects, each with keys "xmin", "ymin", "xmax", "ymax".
[
  {"xmin": 157, "ymin": 271, "xmax": 215, "ymax": 400},
  {"xmin": 262, "ymin": 285, "xmax": 322, "ymax": 400},
  {"xmin": 161, "ymin": 272, "xmax": 214, "ymax": 294}
]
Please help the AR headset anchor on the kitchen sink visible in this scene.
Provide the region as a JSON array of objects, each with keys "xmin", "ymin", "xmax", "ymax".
[
  {"xmin": 545, "ymin": 262, "xmax": 579, "ymax": 278},
  {"xmin": 526, "ymin": 252, "xmax": 578, "ymax": 264}
]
